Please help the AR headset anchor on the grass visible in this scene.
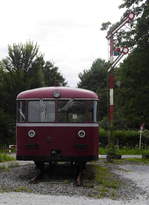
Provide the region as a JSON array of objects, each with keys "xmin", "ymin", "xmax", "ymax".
[
  {"xmin": 0, "ymin": 162, "xmax": 19, "ymax": 172},
  {"xmin": 0, "ymin": 153, "xmax": 15, "ymax": 162},
  {"xmin": 14, "ymin": 186, "xmax": 32, "ymax": 193},
  {"xmin": 84, "ymin": 163, "xmax": 121, "ymax": 199},
  {"xmin": 0, "ymin": 165, "xmax": 10, "ymax": 172},
  {"xmin": 114, "ymin": 158, "xmax": 149, "ymax": 164},
  {"xmin": 99, "ymin": 147, "xmax": 149, "ymax": 155},
  {"xmin": 0, "ymin": 186, "xmax": 32, "ymax": 193}
]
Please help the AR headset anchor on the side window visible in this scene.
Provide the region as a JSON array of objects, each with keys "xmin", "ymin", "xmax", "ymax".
[
  {"xmin": 93, "ymin": 101, "xmax": 97, "ymax": 123},
  {"xmin": 17, "ymin": 101, "xmax": 28, "ymax": 122}
]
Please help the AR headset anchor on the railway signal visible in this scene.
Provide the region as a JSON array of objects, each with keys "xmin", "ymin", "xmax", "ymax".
[
  {"xmin": 122, "ymin": 47, "xmax": 129, "ymax": 55},
  {"xmin": 106, "ymin": 12, "xmax": 135, "ymax": 146},
  {"xmin": 113, "ymin": 47, "xmax": 121, "ymax": 56}
]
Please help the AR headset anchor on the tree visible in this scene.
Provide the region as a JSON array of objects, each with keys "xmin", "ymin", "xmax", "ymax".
[
  {"xmin": 115, "ymin": 0, "xmax": 149, "ymax": 128},
  {"xmin": 100, "ymin": 0, "xmax": 149, "ymax": 129},
  {"xmin": 119, "ymin": 0, "xmax": 149, "ymax": 49},
  {"xmin": 0, "ymin": 41, "xmax": 66, "ymax": 144},
  {"xmin": 101, "ymin": 0, "xmax": 149, "ymax": 49},
  {"xmin": 3, "ymin": 41, "xmax": 39, "ymax": 72},
  {"xmin": 115, "ymin": 47, "xmax": 149, "ymax": 128},
  {"xmin": 43, "ymin": 61, "xmax": 67, "ymax": 86},
  {"xmin": 78, "ymin": 58, "xmax": 108, "ymax": 120}
]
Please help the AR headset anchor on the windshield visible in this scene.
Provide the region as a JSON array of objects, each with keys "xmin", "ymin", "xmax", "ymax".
[
  {"xmin": 17, "ymin": 100, "xmax": 97, "ymax": 123},
  {"xmin": 17, "ymin": 100, "xmax": 55, "ymax": 122},
  {"xmin": 57, "ymin": 100, "xmax": 97, "ymax": 122}
]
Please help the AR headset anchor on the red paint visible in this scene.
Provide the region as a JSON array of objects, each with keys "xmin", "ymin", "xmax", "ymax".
[
  {"xmin": 17, "ymin": 87, "xmax": 98, "ymax": 100},
  {"xmin": 109, "ymin": 105, "xmax": 114, "ymax": 122},
  {"xmin": 16, "ymin": 126, "xmax": 99, "ymax": 159},
  {"xmin": 108, "ymin": 74, "xmax": 115, "ymax": 89}
]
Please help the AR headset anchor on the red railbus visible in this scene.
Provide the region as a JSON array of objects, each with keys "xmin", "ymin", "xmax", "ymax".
[{"xmin": 16, "ymin": 87, "xmax": 99, "ymax": 167}]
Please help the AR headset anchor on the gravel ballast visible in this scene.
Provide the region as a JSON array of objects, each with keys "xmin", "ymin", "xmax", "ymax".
[{"xmin": 0, "ymin": 160, "xmax": 149, "ymax": 204}]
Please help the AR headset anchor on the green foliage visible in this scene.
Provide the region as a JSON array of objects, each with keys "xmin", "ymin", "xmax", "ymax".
[
  {"xmin": 0, "ymin": 153, "xmax": 15, "ymax": 162},
  {"xmin": 99, "ymin": 127, "xmax": 149, "ymax": 148},
  {"xmin": 94, "ymin": 164, "xmax": 120, "ymax": 199},
  {"xmin": 43, "ymin": 61, "xmax": 67, "ymax": 86},
  {"xmin": 78, "ymin": 58, "xmax": 108, "ymax": 120},
  {"xmin": 99, "ymin": 128, "xmax": 107, "ymax": 138},
  {"xmin": 99, "ymin": 0, "xmax": 149, "ymax": 129},
  {"xmin": 143, "ymin": 130, "xmax": 149, "ymax": 139},
  {"xmin": 14, "ymin": 186, "xmax": 32, "ymax": 193},
  {"xmin": 100, "ymin": 21, "xmax": 111, "ymax": 31},
  {"xmin": 3, "ymin": 41, "xmax": 39, "ymax": 72},
  {"xmin": 0, "ymin": 41, "xmax": 66, "ymax": 144},
  {"xmin": 106, "ymin": 0, "xmax": 149, "ymax": 49},
  {"xmin": 0, "ymin": 108, "xmax": 15, "ymax": 145},
  {"xmin": 115, "ymin": 47, "xmax": 149, "ymax": 128},
  {"xmin": 99, "ymin": 147, "xmax": 149, "ymax": 156},
  {"xmin": 85, "ymin": 164, "xmax": 121, "ymax": 199}
]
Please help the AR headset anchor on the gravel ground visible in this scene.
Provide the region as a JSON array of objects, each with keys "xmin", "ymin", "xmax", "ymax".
[
  {"xmin": 0, "ymin": 160, "xmax": 149, "ymax": 204},
  {"xmin": 115, "ymin": 164, "xmax": 149, "ymax": 198},
  {"xmin": 0, "ymin": 163, "xmax": 98, "ymax": 197},
  {"xmin": 0, "ymin": 192, "xmax": 149, "ymax": 205}
]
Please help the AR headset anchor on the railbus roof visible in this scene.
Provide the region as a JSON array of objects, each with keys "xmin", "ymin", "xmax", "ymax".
[{"xmin": 17, "ymin": 87, "xmax": 99, "ymax": 100}]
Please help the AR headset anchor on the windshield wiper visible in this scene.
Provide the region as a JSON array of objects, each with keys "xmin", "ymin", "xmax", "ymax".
[
  {"xmin": 19, "ymin": 108, "xmax": 25, "ymax": 120},
  {"xmin": 60, "ymin": 99, "xmax": 74, "ymax": 111}
]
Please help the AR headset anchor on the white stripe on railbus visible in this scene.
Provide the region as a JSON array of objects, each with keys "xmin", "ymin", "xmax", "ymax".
[{"xmin": 16, "ymin": 123, "xmax": 99, "ymax": 127}]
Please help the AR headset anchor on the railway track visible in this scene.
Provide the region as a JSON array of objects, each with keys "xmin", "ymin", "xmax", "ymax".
[{"xmin": 30, "ymin": 162, "xmax": 86, "ymax": 186}]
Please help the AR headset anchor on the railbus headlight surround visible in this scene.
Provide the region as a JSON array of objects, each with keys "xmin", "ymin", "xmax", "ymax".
[
  {"xmin": 28, "ymin": 129, "xmax": 36, "ymax": 138},
  {"xmin": 78, "ymin": 130, "xmax": 86, "ymax": 138}
]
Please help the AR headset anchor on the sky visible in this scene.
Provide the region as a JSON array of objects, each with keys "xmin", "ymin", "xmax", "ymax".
[{"xmin": 0, "ymin": 0, "xmax": 125, "ymax": 87}]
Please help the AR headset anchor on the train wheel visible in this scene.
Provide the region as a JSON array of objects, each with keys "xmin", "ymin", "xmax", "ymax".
[
  {"xmin": 30, "ymin": 161, "xmax": 45, "ymax": 183},
  {"xmin": 75, "ymin": 161, "xmax": 86, "ymax": 186}
]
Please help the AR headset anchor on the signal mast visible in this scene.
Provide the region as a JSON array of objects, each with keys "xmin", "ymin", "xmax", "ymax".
[{"xmin": 106, "ymin": 12, "xmax": 135, "ymax": 145}]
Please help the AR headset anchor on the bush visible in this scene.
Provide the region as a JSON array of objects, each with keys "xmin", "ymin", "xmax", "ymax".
[
  {"xmin": 0, "ymin": 108, "xmax": 15, "ymax": 145},
  {"xmin": 99, "ymin": 128, "xmax": 149, "ymax": 148},
  {"xmin": 0, "ymin": 153, "xmax": 15, "ymax": 162}
]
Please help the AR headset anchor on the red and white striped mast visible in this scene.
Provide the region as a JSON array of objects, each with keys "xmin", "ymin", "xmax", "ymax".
[{"xmin": 106, "ymin": 12, "xmax": 135, "ymax": 145}]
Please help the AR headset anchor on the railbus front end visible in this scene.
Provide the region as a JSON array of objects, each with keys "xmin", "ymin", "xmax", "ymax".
[{"xmin": 16, "ymin": 87, "xmax": 99, "ymax": 165}]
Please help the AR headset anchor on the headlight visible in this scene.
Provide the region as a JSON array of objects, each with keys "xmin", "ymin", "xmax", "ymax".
[
  {"xmin": 78, "ymin": 130, "xmax": 86, "ymax": 138},
  {"xmin": 28, "ymin": 129, "xmax": 36, "ymax": 138}
]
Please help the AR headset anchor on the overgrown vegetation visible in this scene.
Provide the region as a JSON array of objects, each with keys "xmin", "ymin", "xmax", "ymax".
[
  {"xmin": 0, "ymin": 185, "xmax": 32, "ymax": 193},
  {"xmin": 0, "ymin": 153, "xmax": 15, "ymax": 162},
  {"xmin": 99, "ymin": 147, "xmax": 149, "ymax": 155},
  {"xmin": 99, "ymin": 128, "xmax": 149, "ymax": 148},
  {"xmin": 110, "ymin": 158, "xmax": 149, "ymax": 165},
  {"xmin": 13, "ymin": 186, "xmax": 32, "ymax": 193},
  {"xmin": 93, "ymin": 165, "xmax": 120, "ymax": 198}
]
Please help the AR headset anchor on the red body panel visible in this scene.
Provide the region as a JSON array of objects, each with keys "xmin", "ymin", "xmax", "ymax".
[{"xmin": 16, "ymin": 125, "xmax": 99, "ymax": 161}]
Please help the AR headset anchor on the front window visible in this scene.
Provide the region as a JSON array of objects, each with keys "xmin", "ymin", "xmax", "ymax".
[
  {"xmin": 28, "ymin": 101, "xmax": 55, "ymax": 122},
  {"xmin": 17, "ymin": 100, "xmax": 55, "ymax": 122},
  {"xmin": 17, "ymin": 99, "xmax": 97, "ymax": 123},
  {"xmin": 57, "ymin": 100, "xmax": 97, "ymax": 122}
]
